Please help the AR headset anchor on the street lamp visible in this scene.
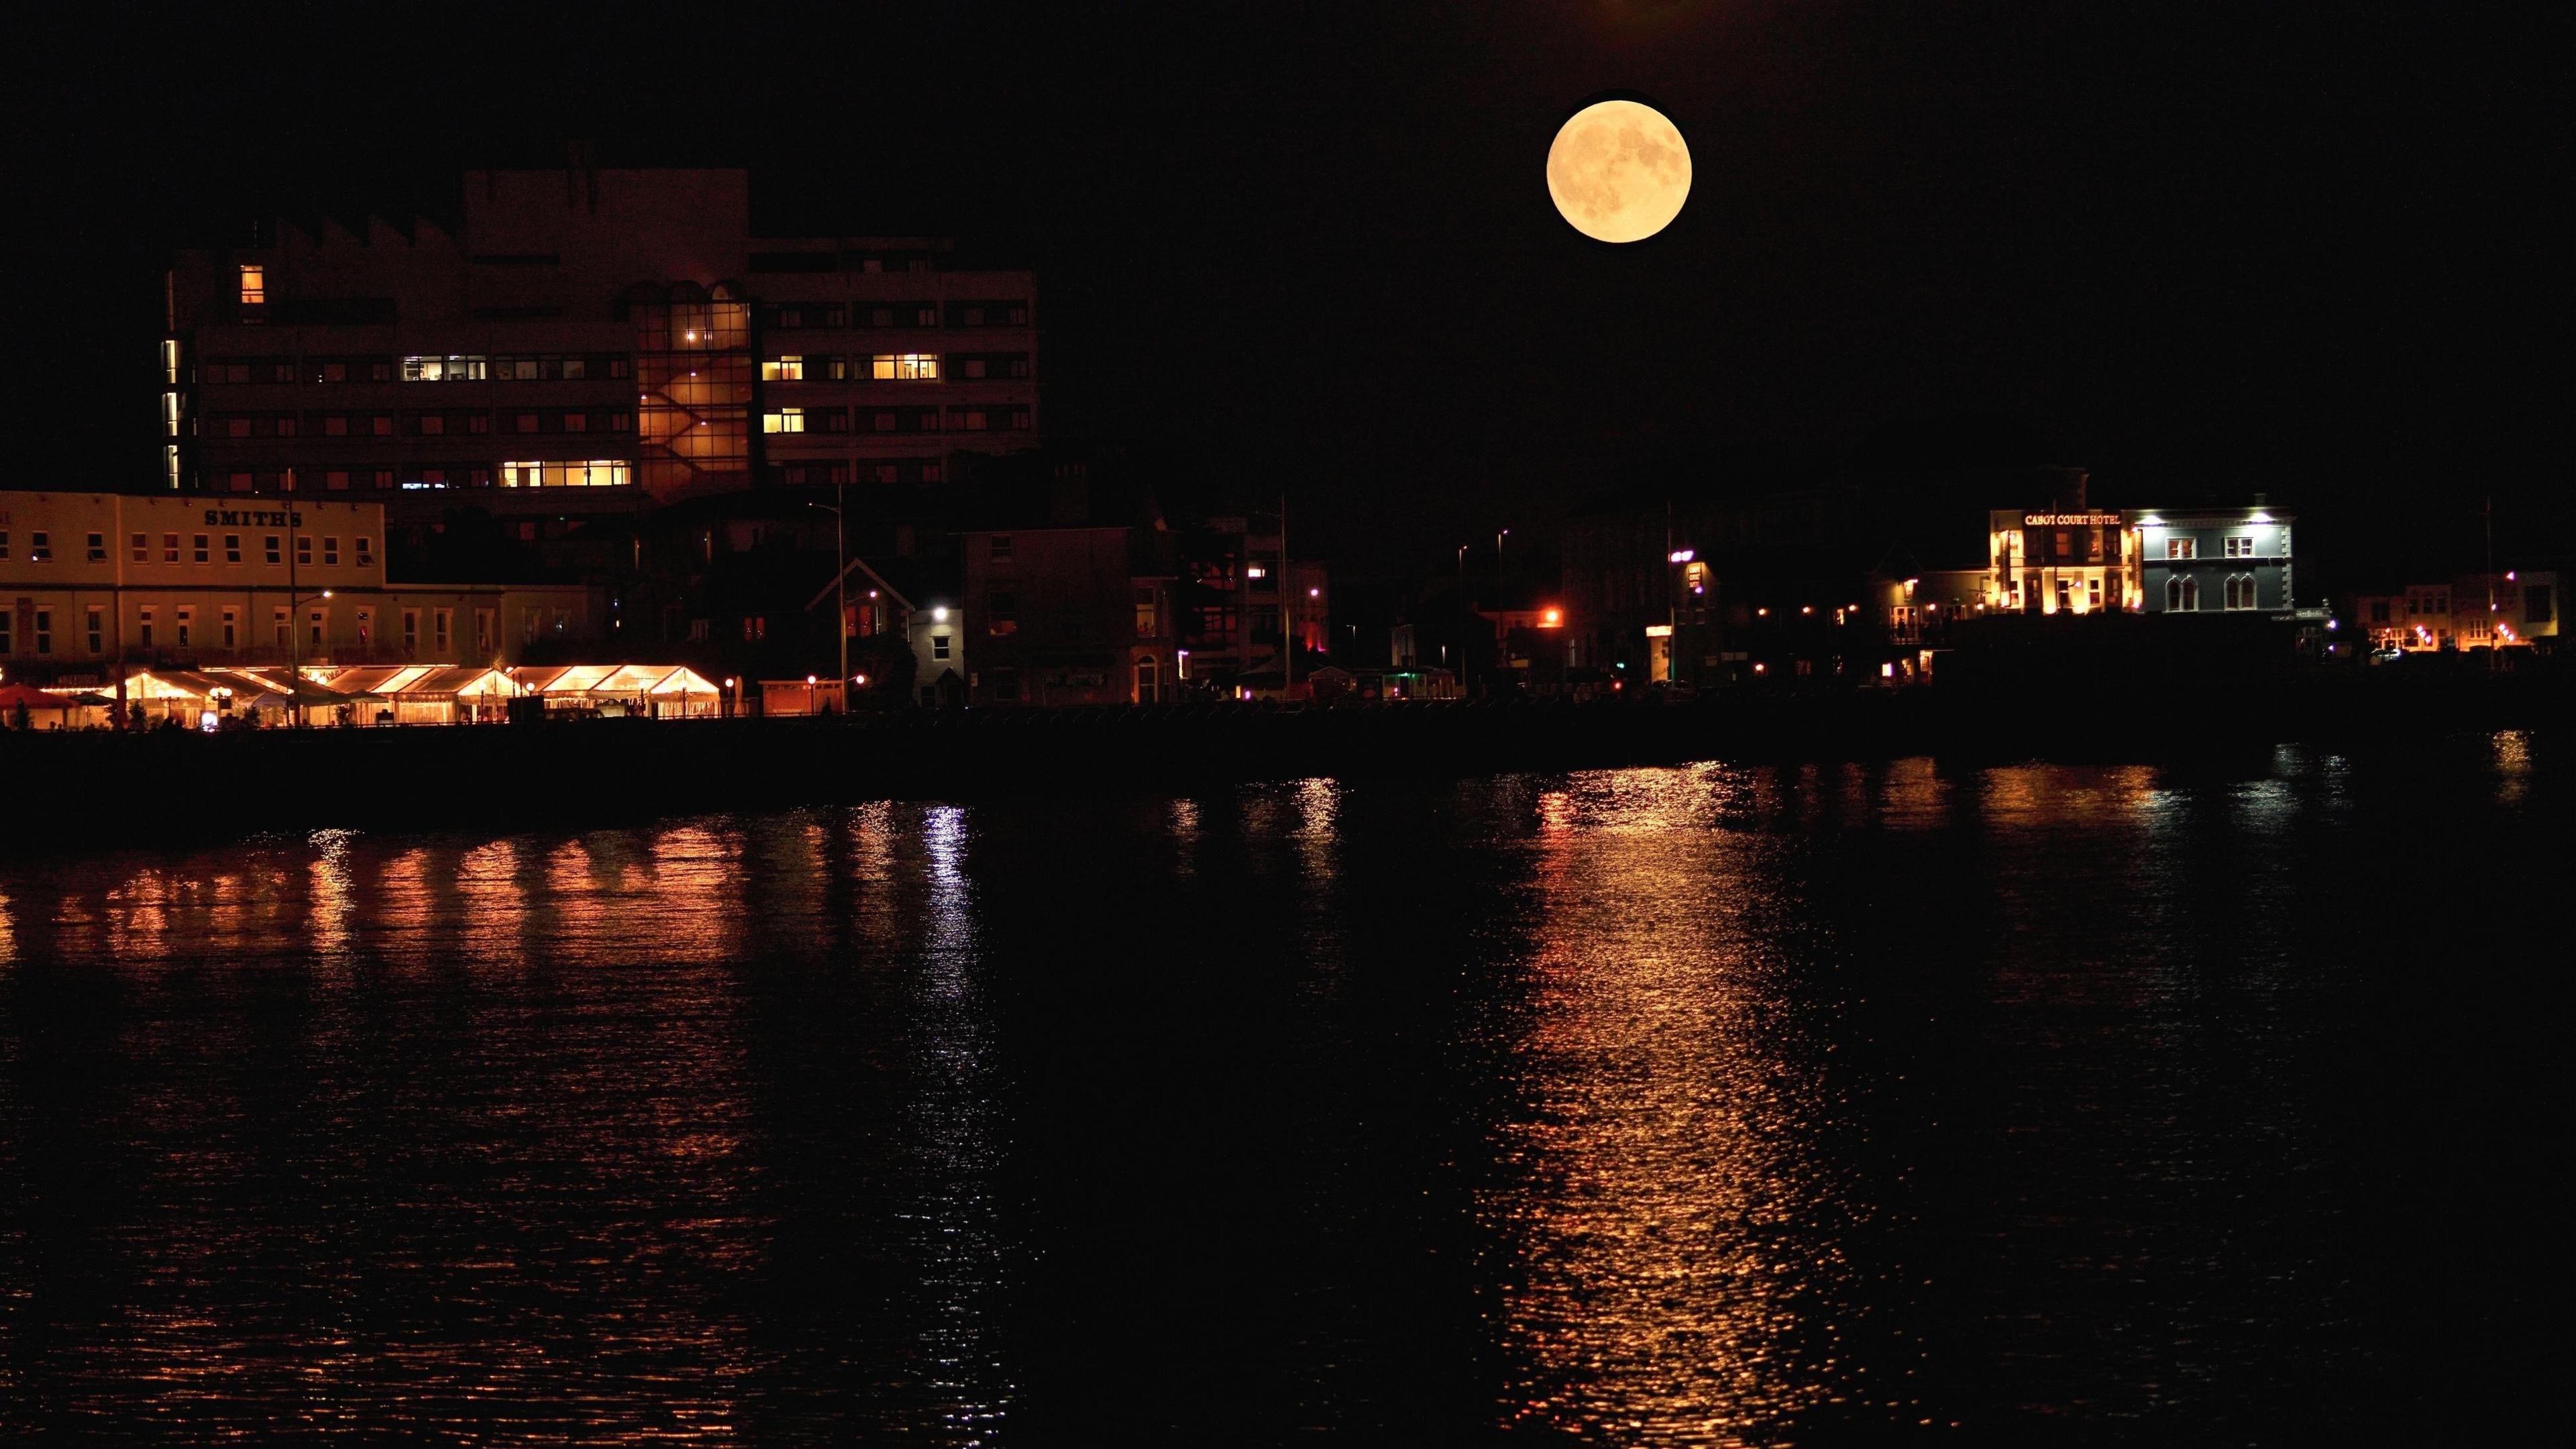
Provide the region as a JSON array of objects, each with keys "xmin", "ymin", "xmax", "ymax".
[
  {"xmin": 286, "ymin": 586, "xmax": 334, "ymax": 727},
  {"xmin": 807, "ymin": 490, "xmax": 849, "ymax": 693}
]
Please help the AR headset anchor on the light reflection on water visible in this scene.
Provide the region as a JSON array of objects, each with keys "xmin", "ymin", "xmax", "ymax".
[{"xmin": 0, "ymin": 745, "xmax": 2562, "ymax": 1442}]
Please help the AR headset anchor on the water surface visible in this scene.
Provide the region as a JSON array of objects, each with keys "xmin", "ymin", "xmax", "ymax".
[{"xmin": 1, "ymin": 742, "xmax": 2561, "ymax": 1442}]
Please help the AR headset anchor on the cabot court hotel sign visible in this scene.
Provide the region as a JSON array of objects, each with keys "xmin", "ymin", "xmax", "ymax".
[{"xmin": 2022, "ymin": 513, "xmax": 2124, "ymax": 527}]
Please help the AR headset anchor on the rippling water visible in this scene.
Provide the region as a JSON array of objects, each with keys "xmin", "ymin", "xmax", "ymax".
[{"xmin": 1, "ymin": 739, "xmax": 2562, "ymax": 1442}]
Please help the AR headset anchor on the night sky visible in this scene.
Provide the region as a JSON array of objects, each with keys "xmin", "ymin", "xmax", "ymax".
[{"xmin": 12, "ymin": 3, "xmax": 2563, "ymax": 583}]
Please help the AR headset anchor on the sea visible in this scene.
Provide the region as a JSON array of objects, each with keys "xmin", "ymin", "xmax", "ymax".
[{"xmin": 1, "ymin": 736, "xmax": 2561, "ymax": 1443}]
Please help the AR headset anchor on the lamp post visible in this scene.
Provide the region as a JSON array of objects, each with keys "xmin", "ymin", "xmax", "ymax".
[
  {"xmin": 808, "ymin": 488, "xmax": 848, "ymax": 697},
  {"xmin": 286, "ymin": 587, "xmax": 333, "ymax": 727}
]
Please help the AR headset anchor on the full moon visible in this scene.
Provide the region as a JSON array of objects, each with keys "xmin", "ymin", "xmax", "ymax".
[{"xmin": 1546, "ymin": 99, "xmax": 1691, "ymax": 243}]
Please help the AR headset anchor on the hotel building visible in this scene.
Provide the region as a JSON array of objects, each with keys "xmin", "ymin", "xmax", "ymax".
[
  {"xmin": 162, "ymin": 164, "xmax": 1037, "ymax": 515},
  {"xmin": 0, "ymin": 490, "xmax": 596, "ymax": 681},
  {"xmin": 2352, "ymin": 572, "xmax": 2559, "ymax": 653},
  {"xmin": 1986, "ymin": 500, "xmax": 2298, "ymax": 616}
]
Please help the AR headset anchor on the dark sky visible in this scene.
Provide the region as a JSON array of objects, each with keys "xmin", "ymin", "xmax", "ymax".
[{"xmin": 11, "ymin": 2, "xmax": 2565, "ymax": 583}]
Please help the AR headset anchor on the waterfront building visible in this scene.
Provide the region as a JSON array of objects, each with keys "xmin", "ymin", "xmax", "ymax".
[
  {"xmin": 2352, "ymin": 572, "xmax": 2558, "ymax": 653},
  {"xmin": 2129, "ymin": 500, "xmax": 2296, "ymax": 614},
  {"xmin": 162, "ymin": 164, "xmax": 1037, "ymax": 516},
  {"xmin": 0, "ymin": 490, "xmax": 596, "ymax": 684}
]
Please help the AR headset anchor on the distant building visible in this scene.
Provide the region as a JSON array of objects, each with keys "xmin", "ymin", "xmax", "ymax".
[
  {"xmin": 0, "ymin": 489, "xmax": 596, "ymax": 682},
  {"xmin": 2352, "ymin": 572, "xmax": 2558, "ymax": 653},
  {"xmin": 2131, "ymin": 502, "xmax": 2296, "ymax": 614},
  {"xmin": 163, "ymin": 164, "xmax": 1037, "ymax": 516}
]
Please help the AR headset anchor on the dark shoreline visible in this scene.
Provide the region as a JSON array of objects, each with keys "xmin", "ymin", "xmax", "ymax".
[{"xmin": 6, "ymin": 668, "xmax": 2564, "ymax": 855}]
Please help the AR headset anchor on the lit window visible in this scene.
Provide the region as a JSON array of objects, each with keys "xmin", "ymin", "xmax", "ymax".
[
  {"xmin": 871, "ymin": 353, "xmax": 940, "ymax": 381},
  {"xmin": 499, "ymin": 460, "xmax": 632, "ymax": 488},
  {"xmin": 762, "ymin": 356, "xmax": 805, "ymax": 382},
  {"xmin": 2224, "ymin": 535, "xmax": 2255, "ymax": 558},
  {"xmin": 238, "ymin": 265, "xmax": 265, "ymax": 306},
  {"xmin": 400, "ymin": 355, "xmax": 488, "ymax": 382},
  {"xmin": 765, "ymin": 408, "xmax": 806, "ymax": 433},
  {"xmin": 2166, "ymin": 538, "xmax": 2196, "ymax": 560}
]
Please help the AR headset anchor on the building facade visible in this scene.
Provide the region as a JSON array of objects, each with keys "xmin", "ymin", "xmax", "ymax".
[
  {"xmin": 0, "ymin": 490, "xmax": 596, "ymax": 680},
  {"xmin": 2352, "ymin": 572, "xmax": 2559, "ymax": 653},
  {"xmin": 2131, "ymin": 504, "xmax": 2295, "ymax": 614},
  {"xmin": 164, "ymin": 166, "xmax": 1037, "ymax": 515}
]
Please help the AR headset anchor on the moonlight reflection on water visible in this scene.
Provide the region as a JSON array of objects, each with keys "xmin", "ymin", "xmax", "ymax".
[{"xmin": 0, "ymin": 742, "xmax": 2559, "ymax": 1442}]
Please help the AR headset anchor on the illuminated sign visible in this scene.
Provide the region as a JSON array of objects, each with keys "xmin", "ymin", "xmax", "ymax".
[{"xmin": 2023, "ymin": 513, "xmax": 2123, "ymax": 526}]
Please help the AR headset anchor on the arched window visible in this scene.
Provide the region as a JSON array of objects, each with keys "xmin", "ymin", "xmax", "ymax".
[
  {"xmin": 1135, "ymin": 655, "xmax": 1159, "ymax": 703},
  {"xmin": 2224, "ymin": 574, "xmax": 2258, "ymax": 610},
  {"xmin": 2167, "ymin": 576, "xmax": 2198, "ymax": 612}
]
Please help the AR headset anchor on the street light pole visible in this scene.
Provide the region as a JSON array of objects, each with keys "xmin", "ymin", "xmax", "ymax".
[{"xmin": 809, "ymin": 492, "xmax": 849, "ymax": 707}]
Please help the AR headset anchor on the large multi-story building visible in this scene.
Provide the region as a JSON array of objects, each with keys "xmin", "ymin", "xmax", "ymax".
[
  {"xmin": 162, "ymin": 165, "xmax": 1037, "ymax": 517},
  {"xmin": 0, "ymin": 490, "xmax": 597, "ymax": 681}
]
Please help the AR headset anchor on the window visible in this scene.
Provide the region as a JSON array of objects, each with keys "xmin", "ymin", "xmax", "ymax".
[
  {"xmin": 2224, "ymin": 535, "xmax": 2257, "ymax": 557},
  {"xmin": 2166, "ymin": 537, "xmax": 2196, "ymax": 559},
  {"xmin": 400, "ymin": 355, "xmax": 488, "ymax": 382},
  {"xmin": 225, "ymin": 534, "xmax": 242, "ymax": 564},
  {"xmin": 86, "ymin": 531, "xmax": 107, "ymax": 562},
  {"xmin": 987, "ymin": 591, "xmax": 1017, "ymax": 636},
  {"xmin": 238, "ymin": 264, "xmax": 265, "ymax": 306},
  {"xmin": 764, "ymin": 407, "xmax": 806, "ymax": 433},
  {"xmin": 871, "ymin": 353, "xmax": 940, "ymax": 380},
  {"xmin": 475, "ymin": 609, "xmax": 493, "ymax": 653},
  {"xmin": 174, "ymin": 607, "xmax": 192, "ymax": 647},
  {"xmin": 932, "ymin": 633, "xmax": 952, "ymax": 660},
  {"xmin": 0, "ymin": 531, "xmax": 9, "ymax": 560},
  {"xmin": 1135, "ymin": 655, "xmax": 1159, "ymax": 702},
  {"xmin": 221, "ymin": 608, "xmax": 238, "ymax": 649},
  {"xmin": 131, "ymin": 532, "xmax": 149, "ymax": 562},
  {"xmin": 30, "ymin": 531, "xmax": 49, "ymax": 563},
  {"xmin": 2224, "ymin": 575, "xmax": 2259, "ymax": 610},
  {"xmin": 136, "ymin": 609, "xmax": 151, "ymax": 649},
  {"xmin": 264, "ymin": 535, "xmax": 282, "ymax": 565},
  {"xmin": 273, "ymin": 608, "xmax": 290, "ymax": 647},
  {"xmin": 989, "ymin": 534, "xmax": 1012, "ymax": 561},
  {"xmin": 323, "ymin": 537, "xmax": 339, "ymax": 566},
  {"xmin": 499, "ymin": 460, "xmax": 630, "ymax": 488},
  {"xmin": 190, "ymin": 533, "xmax": 208, "ymax": 563},
  {"xmin": 1135, "ymin": 587, "xmax": 1159, "ymax": 637},
  {"xmin": 86, "ymin": 606, "xmax": 103, "ymax": 654},
  {"xmin": 354, "ymin": 608, "xmax": 373, "ymax": 651},
  {"xmin": 34, "ymin": 609, "xmax": 50, "ymax": 653},
  {"xmin": 2088, "ymin": 577, "xmax": 2103, "ymax": 610},
  {"xmin": 356, "ymin": 537, "xmax": 373, "ymax": 566},
  {"xmin": 989, "ymin": 665, "xmax": 1019, "ymax": 702},
  {"xmin": 2369, "ymin": 599, "xmax": 2390, "ymax": 623},
  {"xmin": 2, "ymin": 610, "xmax": 13, "ymax": 653},
  {"xmin": 2166, "ymin": 576, "xmax": 2198, "ymax": 612},
  {"xmin": 2528, "ymin": 584, "xmax": 2555, "ymax": 625},
  {"xmin": 433, "ymin": 608, "xmax": 451, "ymax": 653},
  {"xmin": 309, "ymin": 610, "xmax": 325, "ymax": 651},
  {"xmin": 761, "ymin": 356, "xmax": 804, "ymax": 382}
]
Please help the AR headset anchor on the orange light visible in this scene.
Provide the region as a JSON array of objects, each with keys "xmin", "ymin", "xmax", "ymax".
[{"xmin": 1540, "ymin": 607, "xmax": 1562, "ymax": 627}]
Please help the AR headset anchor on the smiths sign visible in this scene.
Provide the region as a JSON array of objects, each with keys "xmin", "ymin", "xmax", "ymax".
[
  {"xmin": 2023, "ymin": 513, "xmax": 2123, "ymax": 527},
  {"xmin": 203, "ymin": 508, "xmax": 304, "ymax": 528}
]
